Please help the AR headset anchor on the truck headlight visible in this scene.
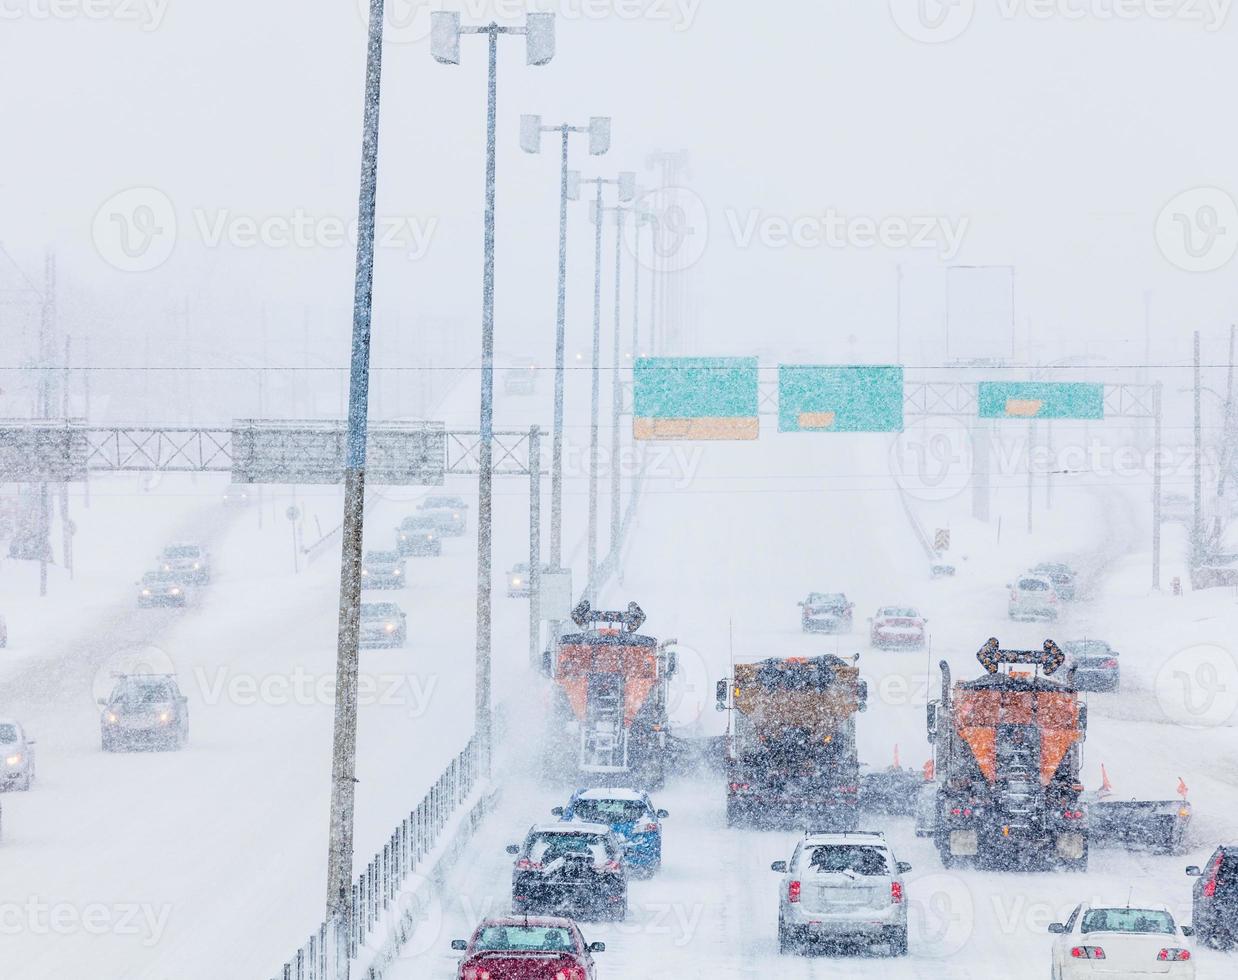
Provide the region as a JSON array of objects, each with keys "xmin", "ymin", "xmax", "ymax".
[{"xmin": 5, "ymin": 754, "xmax": 21, "ymax": 766}]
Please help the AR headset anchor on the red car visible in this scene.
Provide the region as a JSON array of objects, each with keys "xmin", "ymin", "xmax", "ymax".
[
  {"xmin": 868, "ymin": 606, "xmax": 927, "ymax": 650},
  {"xmin": 451, "ymin": 915, "xmax": 604, "ymax": 980}
]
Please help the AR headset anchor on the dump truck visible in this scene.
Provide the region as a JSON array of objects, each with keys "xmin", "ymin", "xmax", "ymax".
[
  {"xmin": 541, "ymin": 600, "xmax": 677, "ymax": 787},
  {"xmin": 715, "ymin": 654, "xmax": 868, "ymax": 830},
  {"xmin": 926, "ymin": 638, "xmax": 1089, "ymax": 870}
]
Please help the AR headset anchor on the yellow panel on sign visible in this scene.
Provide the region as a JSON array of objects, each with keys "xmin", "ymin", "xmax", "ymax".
[
  {"xmin": 797, "ymin": 411, "xmax": 837, "ymax": 430},
  {"xmin": 1004, "ymin": 399, "xmax": 1044, "ymax": 418},
  {"xmin": 633, "ymin": 417, "xmax": 760, "ymax": 441}
]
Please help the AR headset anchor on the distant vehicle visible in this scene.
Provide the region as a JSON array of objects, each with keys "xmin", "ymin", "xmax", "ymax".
[
  {"xmin": 799, "ymin": 593, "xmax": 854, "ymax": 633},
  {"xmin": 1188, "ymin": 845, "xmax": 1238, "ymax": 949},
  {"xmin": 158, "ymin": 542, "xmax": 210, "ymax": 584},
  {"xmin": 551, "ymin": 787, "xmax": 669, "ymax": 877},
  {"xmin": 137, "ymin": 570, "xmax": 192, "ymax": 608},
  {"xmin": 1032, "ymin": 562, "xmax": 1077, "ymax": 601},
  {"xmin": 1086, "ymin": 791, "xmax": 1191, "ymax": 855},
  {"xmin": 361, "ymin": 550, "xmax": 406, "ymax": 589},
  {"xmin": 0, "ymin": 719, "xmax": 36, "ymax": 791},
  {"xmin": 869, "ymin": 607, "xmax": 927, "ymax": 650},
  {"xmin": 772, "ymin": 830, "xmax": 910, "ymax": 955},
  {"xmin": 0, "ymin": 614, "xmax": 7, "ymax": 648},
  {"xmin": 503, "ymin": 361, "xmax": 538, "ymax": 396},
  {"xmin": 450, "ymin": 915, "xmax": 604, "ymax": 980},
  {"xmin": 359, "ymin": 602, "xmax": 407, "ymax": 649},
  {"xmin": 395, "ymin": 516, "xmax": 443, "ymax": 557},
  {"xmin": 1162, "ymin": 493, "xmax": 1192, "ymax": 524},
  {"xmin": 417, "ymin": 495, "xmax": 468, "ymax": 536},
  {"xmin": 99, "ymin": 674, "xmax": 189, "ymax": 751},
  {"xmin": 1048, "ymin": 902, "xmax": 1194, "ymax": 978},
  {"xmin": 222, "ymin": 484, "xmax": 250, "ymax": 506},
  {"xmin": 1008, "ymin": 574, "xmax": 1059, "ymax": 621},
  {"xmin": 506, "ymin": 562, "xmax": 553, "ymax": 598},
  {"xmin": 506, "ymin": 823, "xmax": 628, "ymax": 921},
  {"xmin": 1063, "ymin": 640, "xmax": 1120, "ymax": 692}
]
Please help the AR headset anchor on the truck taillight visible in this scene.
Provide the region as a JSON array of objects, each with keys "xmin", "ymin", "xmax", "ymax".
[
  {"xmin": 1062, "ymin": 809, "xmax": 1084, "ymax": 820},
  {"xmin": 1070, "ymin": 946, "xmax": 1105, "ymax": 959},
  {"xmin": 890, "ymin": 881, "xmax": 903, "ymax": 903},
  {"xmin": 788, "ymin": 880, "xmax": 801, "ymax": 903},
  {"xmin": 950, "ymin": 807, "xmax": 973, "ymax": 817},
  {"xmin": 1157, "ymin": 948, "xmax": 1190, "ymax": 962}
]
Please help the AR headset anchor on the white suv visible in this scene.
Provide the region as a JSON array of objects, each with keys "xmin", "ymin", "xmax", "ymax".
[
  {"xmin": 1008, "ymin": 573, "xmax": 1059, "ymax": 621},
  {"xmin": 771, "ymin": 831, "xmax": 910, "ymax": 955}
]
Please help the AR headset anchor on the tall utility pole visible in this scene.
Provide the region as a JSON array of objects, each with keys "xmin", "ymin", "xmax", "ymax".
[
  {"xmin": 527, "ymin": 426, "xmax": 541, "ymax": 669},
  {"xmin": 37, "ymin": 251, "xmax": 56, "ymax": 597},
  {"xmin": 433, "ymin": 10, "xmax": 555, "ymax": 777},
  {"xmin": 609, "ymin": 205, "xmax": 625, "ymax": 553},
  {"xmin": 518, "ymin": 114, "xmax": 611, "ymax": 574},
  {"xmin": 325, "ymin": 1, "xmax": 385, "ymax": 975},
  {"xmin": 1193, "ymin": 330, "xmax": 1203, "ymax": 565},
  {"xmin": 1152, "ymin": 381, "xmax": 1163, "ymax": 590},
  {"xmin": 575, "ymin": 172, "xmax": 635, "ymax": 600}
]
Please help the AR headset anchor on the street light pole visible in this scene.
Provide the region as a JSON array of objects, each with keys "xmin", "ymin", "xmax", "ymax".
[
  {"xmin": 433, "ymin": 10, "xmax": 555, "ymax": 778},
  {"xmin": 326, "ymin": 1, "xmax": 385, "ymax": 975},
  {"xmin": 519, "ymin": 115, "xmax": 611, "ymax": 572},
  {"xmin": 609, "ymin": 205, "xmax": 624, "ymax": 553}
]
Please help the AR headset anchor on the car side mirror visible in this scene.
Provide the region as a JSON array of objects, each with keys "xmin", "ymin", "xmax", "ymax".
[
  {"xmin": 656, "ymin": 809, "xmax": 669, "ymax": 819},
  {"xmin": 450, "ymin": 939, "xmax": 467, "ymax": 951},
  {"xmin": 1186, "ymin": 866, "xmax": 1202, "ymax": 876},
  {"xmin": 26, "ymin": 739, "xmax": 36, "ymax": 746},
  {"xmin": 1181, "ymin": 926, "xmax": 1195, "ymax": 937},
  {"xmin": 587, "ymin": 941, "xmax": 606, "ymax": 953},
  {"xmin": 897, "ymin": 861, "xmax": 912, "ymax": 873},
  {"xmin": 926, "ymin": 702, "xmax": 939, "ymax": 739},
  {"xmin": 1005, "ymin": 583, "xmax": 1012, "ymax": 589},
  {"xmin": 541, "ymin": 650, "xmax": 552, "ymax": 678},
  {"xmin": 550, "ymin": 806, "xmax": 564, "ymax": 817},
  {"xmin": 1048, "ymin": 923, "xmax": 1066, "ymax": 934},
  {"xmin": 505, "ymin": 844, "xmax": 520, "ymax": 855},
  {"xmin": 770, "ymin": 861, "xmax": 788, "ymax": 873},
  {"xmin": 96, "ymin": 698, "xmax": 107, "ymax": 707}
]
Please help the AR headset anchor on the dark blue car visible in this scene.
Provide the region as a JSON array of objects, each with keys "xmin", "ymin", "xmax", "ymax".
[{"xmin": 552, "ymin": 788, "xmax": 668, "ymax": 877}]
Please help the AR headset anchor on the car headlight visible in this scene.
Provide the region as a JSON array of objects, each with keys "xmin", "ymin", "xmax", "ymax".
[
  {"xmin": 393, "ymin": 569, "xmax": 401, "ymax": 576},
  {"xmin": 141, "ymin": 589, "xmax": 152, "ymax": 596},
  {"xmin": 400, "ymin": 534, "xmax": 407, "ymax": 541},
  {"xmin": 385, "ymin": 623, "xmax": 396, "ymax": 633},
  {"xmin": 426, "ymin": 534, "xmax": 433, "ymax": 541},
  {"xmin": 5, "ymin": 754, "xmax": 21, "ymax": 766},
  {"xmin": 106, "ymin": 712, "xmax": 119, "ymax": 724},
  {"xmin": 158, "ymin": 711, "xmax": 171, "ymax": 724},
  {"xmin": 453, "ymin": 512, "xmax": 460, "ymax": 519},
  {"xmin": 162, "ymin": 564, "xmax": 171, "ymax": 571},
  {"xmin": 512, "ymin": 577, "xmax": 522, "ymax": 586},
  {"xmin": 192, "ymin": 563, "xmax": 200, "ymax": 570},
  {"xmin": 362, "ymin": 569, "xmax": 369, "ymax": 576},
  {"xmin": 170, "ymin": 587, "xmax": 181, "ymax": 595}
]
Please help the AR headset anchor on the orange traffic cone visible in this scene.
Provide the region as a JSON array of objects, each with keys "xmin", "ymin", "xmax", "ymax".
[
  {"xmin": 893, "ymin": 744, "xmax": 900, "ymax": 770},
  {"xmin": 1100, "ymin": 764, "xmax": 1113, "ymax": 794},
  {"xmin": 923, "ymin": 759, "xmax": 935, "ymax": 781}
]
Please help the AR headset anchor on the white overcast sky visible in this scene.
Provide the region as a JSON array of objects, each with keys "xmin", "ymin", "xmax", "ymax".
[{"xmin": 2, "ymin": 0, "xmax": 1236, "ymax": 375}]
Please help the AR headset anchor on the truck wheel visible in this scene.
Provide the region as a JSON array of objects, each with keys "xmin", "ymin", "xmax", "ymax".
[
  {"xmin": 1062, "ymin": 840, "xmax": 1088, "ymax": 872},
  {"xmin": 726, "ymin": 798, "xmax": 744, "ymax": 828}
]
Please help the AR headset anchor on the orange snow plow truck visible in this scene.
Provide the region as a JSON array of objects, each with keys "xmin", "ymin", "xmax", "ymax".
[
  {"xmin": 541, "ymin": 600, "xmax": 678, "ymax": 787},
  {"xmin": 926, "ymin": 638, "xmax": 1089, "ymax": 871}
]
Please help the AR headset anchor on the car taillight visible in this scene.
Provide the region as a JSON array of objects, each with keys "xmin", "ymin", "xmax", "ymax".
[
  {"xmin": 1070, "ymin": 946, "xmax": 1105, "ymax": 959},
  {"xmin": 950, "ymin": 807, "xmax": 974, "ymax": 817},
  {"xmin": 1099, "ymin": 658, "xmax": 1118, "ymax": 668},
  {"xmin": 1203, "ymin": 877, "xmax": 1217, "ymax": 897},
  {"xmin": 788, "ymin": 880, "xmax": 801, "ymax": 903},
  {"xmin": 638, "ymin": 821, "xmax": 659, "ymax": 833},
  {"xmin": 729, "ymin": 782, "xmax": 750, "ymax": 792},
  {"xmin": 1157, "ymin": 948, "xmax": 1190, "ymax": 961},
  {"xmin": 555, "ymin": 967, "xmax": 586, "ymax": 980},
  {"xmin": 890, "ymin": 881, "xmax": 903, "ymax": 904},
  {"xmin": 838, "ymin": 785, "xmax": 858, "ymax": 794},
  {"xmin": 461, "ymin": 967, "xmax": 492, "ymax": 980},
  {"xmin": 515, "ymin": 859, "xmax": 542, "ymax": 871}
]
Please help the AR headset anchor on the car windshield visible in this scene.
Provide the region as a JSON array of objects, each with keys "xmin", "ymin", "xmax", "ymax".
[
  {"xmin": 361, "ymin": 603, "xmax": 399, "ymax": 618},
  {"xmin": 366, "ymin": 552, "xmax": 399, "ymax": 563},
  {"xmin": 423, "ymin": 498, "xmax": 463, "ymax": 509},
  {"xmin": 573, "ymin": 799, "xmax": 648, "ymax": 824},
  {"xmin": 804, "ymin": 845, "xmax": 890, "ymax": 876},
  {"xmin": 0, "ymin": 724, "xmax": 18, "ymax": 743},
  {"xmin": 1018, "ymin": 579, "xmax": 1049, "ymax": 591},
  {"xmin": 115, "ymin": 681, "xmax": 174, "ymax": 704},
  {"xmin": 1080, "ymin": 908, "xmax": 1175, "ymax": 935},
  {"xmin": 163, "ymin": 546, "xmax": 200, "ymax": 558},
  {"xmin": 474, "ymin": 926, "xmax": 575, "ymax": 952},
  {"xmin": 401, "ymin": 517, "xmax": 437, "ymax": 529},
  {"xmin": 143, "ymin": 571, "xmax": 180, "ymax": 583},
  {"xmin": 527, "ymin": 833, "xmax": 613, "ymax": 863}
]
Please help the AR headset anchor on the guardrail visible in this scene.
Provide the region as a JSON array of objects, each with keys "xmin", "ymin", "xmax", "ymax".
[{"xmin": 269, "ymin": 737, "xmax": 481, "ymax": 980}]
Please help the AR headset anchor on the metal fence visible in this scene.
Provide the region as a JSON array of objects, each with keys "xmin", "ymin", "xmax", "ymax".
[{"xmin": 270, "ymin": 737, "xmax": 481, "ymax": 980}]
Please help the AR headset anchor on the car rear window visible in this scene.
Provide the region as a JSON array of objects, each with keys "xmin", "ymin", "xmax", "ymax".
[
  {"xmin": 361, "ymin": 604, "xmax": 399, "ymax": 617},
  {"xmin": 164, "ymin": 546, "xmax": 200, "ymax": 558},
  {"xmin": 117, "ymin": 682, "xmax": 174, "ymax": 704},
  {"xmin": 527, "ymin": 833, "xmax": 613, "ymax": 863},
  {"xmin": 1018, "ymin": 579, "xmax": 1048, "ymax": 591},
  {"xmin": 803, "ymin": 845, "xmax": 890, "ymax": 876},
  {"xmin": 573, "ymin": 800, "xmax": 648, "ymax": 824},
  {"xmin": 474, "ymin": 926, "xmax": 575, "ymax": 952},
  {"xmin": 880, "ymin": 608, "xmax": 917, "ymax": 618},
  {"xmin": 1080, "ymin": 908, "xmax": 1174, "ymax": 935}
]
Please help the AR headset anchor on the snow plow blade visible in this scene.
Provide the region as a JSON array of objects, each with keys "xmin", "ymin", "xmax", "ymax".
[
  {"xmin": 1085, "ymin": 795, "xmax": 1192, "ymax": 854},
  {"xmin": 859, "ymin": 767, "xmax": 924, "ymax": 816}
]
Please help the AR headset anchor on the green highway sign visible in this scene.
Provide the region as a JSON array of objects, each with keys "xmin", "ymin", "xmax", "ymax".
[
  {"xmin": 778, "ymin": 365, "xmax": 904, "ymax": 433},
  {"xmin": 633, "ymin": 357, "xmax": 759, "ymax": 440},
  {"xmin": 977, "ymin": 382, "xmax": 1105, "ymax": 420}
]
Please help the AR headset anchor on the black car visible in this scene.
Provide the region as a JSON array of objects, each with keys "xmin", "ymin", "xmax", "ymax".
[
  {"xmin": 99, "ymin": 674, "xmax": 189, "ymax": 751},
  {"xmin": 1062, "ymin": 640, "xmax": 1120, "ymax": 692},
  {"xmin": 395, "ymin": 516, "xmax": 443, "ymax": 557},
  {"xmin": 1188, "ymin": 845, "xmax": 1238, "ymax": 948},
  {"xmin": 506, "ymin": 824, "xmax": 628, "ymax": 922}
]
